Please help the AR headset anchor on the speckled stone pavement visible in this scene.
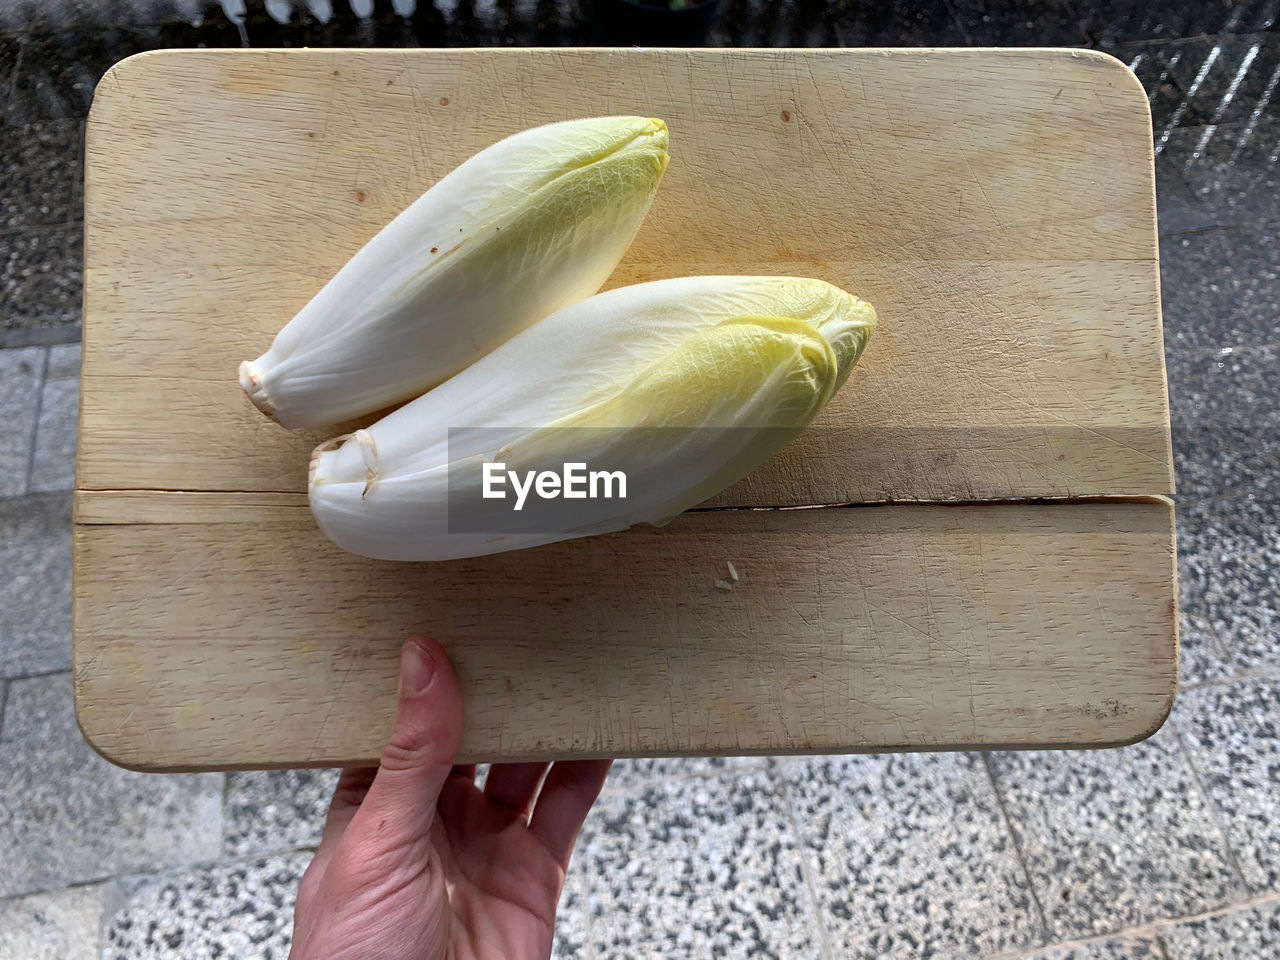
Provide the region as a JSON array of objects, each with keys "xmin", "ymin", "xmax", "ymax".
[{"xmin": 1, "ymin": 2, "xmax": 1279, "ymax": 957}]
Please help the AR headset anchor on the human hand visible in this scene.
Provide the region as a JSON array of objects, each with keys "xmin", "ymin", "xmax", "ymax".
[{"xmin": 289, "ymin": 636, "xmax": 611, "ymax": 960}]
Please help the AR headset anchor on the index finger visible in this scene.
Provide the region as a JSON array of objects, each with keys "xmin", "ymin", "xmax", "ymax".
[{"xmin": 528, "ymin": 759, "xmax": 613, "ymax": 867}]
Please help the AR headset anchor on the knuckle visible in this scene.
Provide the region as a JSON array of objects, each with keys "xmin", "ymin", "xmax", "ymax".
[{"xmin": 378, "ymin": 738, "xmax": 430, "ymax": 773}]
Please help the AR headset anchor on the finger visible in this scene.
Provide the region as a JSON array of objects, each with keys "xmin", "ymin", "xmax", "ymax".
[
  {"xmin": 451, "ymin": 764, "xmax": 478, "ymax": 782},
  {"xmin": 529, "ymin": 759, "xmax": 613, "ymax": 866},
  {"xmin": 483, "ymin": 762, "xmax": 551, "ymax": 818},
  {"xmin": 313, "ymin": 767, "xmax": 377, "ymax": 857},
  {"xmin": 342, "ymin": 637, "xmax": 464, "ymax": 860},
  {"xmin": 299, "ymin": 765, "xmax": 378, "ymax": 896},
  {"xmin": 326, "ymin": 768, "xmax": 378, "ymax": 834}
]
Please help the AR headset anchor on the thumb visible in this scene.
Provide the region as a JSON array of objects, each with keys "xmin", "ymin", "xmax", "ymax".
[{"xmin": 344, "ymin": 637, "xmax": 465, "ymax": 858}]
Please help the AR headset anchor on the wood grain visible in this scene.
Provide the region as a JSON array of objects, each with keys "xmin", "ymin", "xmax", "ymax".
[
  {"xmin": 81, "ymin": 47, "xmax": 1170, "ymax": 503},
  {"xmin": 74, "ymin": 498, "xmax": 1177, "ymax": 771},
  {"xmin": 75, "ymin": 48, "xmax": 1177, "ymax": 768}
]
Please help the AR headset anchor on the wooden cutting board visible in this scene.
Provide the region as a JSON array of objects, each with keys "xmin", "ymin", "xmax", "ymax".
[{"xmin": 74, "ymin": 47, "xmax": 1175, "ymax": 771}]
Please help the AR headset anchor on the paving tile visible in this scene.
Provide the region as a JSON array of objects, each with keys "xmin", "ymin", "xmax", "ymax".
[
  {"xmin": 1153, "ymin": 166, "xmax": 1210, "ymax": 240},
  {"xmin": 28, "ymin": 359, "xmax": 78, "ymax": 493},
  {"xmin": 1086, "ymin": 4, "xmax": 1201, "ymax": 47},
  {"xmin": 1122, "ymin": 35, "xmax": 1280, "ymax": 135},
  {"xmin": 1089, "ymin": 3, "xmax": 1279, "ymax": 47},
  {"xmin": 1170, "ymin": 365, "xmax": 1278, "ymax": 679},
  {"xmin": 781, "ymin": 751, "xmax": 1040, "ymax": 958},
  {"xmin": 1177, "ymin": 608, "xmax": 1220, "ymax": 690},
  {"xmin": 1145, "ymin": 53, "xmax": 1213, "ymax": 170},
  {"xmin": 403, "ymin": 2, "xmax": 452, "ymax": 47},
  {"xmin": 0, "ymin": 118, "xmax": 82, "ymax": 233},
  {"xmin": 0, "ymin": 346, "xmax": 42, "ymax": 495},
  {"xmin": 102, "ymin": 853, "xmax": 306, "ymax": 960},
  {"xmin": 1180, "ymin": 118, "xmax": 1280, "ymax": 229},
  {"xmin": 0, "ymin": 35, "xmax": 19, "ymax": 118},
  {"xmin": 989, "ymin": 729, "xmax": 1242, "ymax": 939},
  {"xmin": 439, "ymin": 1, "xmax": 568, "ymax": 47},
  {"xmin": 148, "ymin": 1, "xmax": 318, "ymax": 49},
  {"xmin": 0, "ymin": 672, "xmax": 222, "ymax": 898},
  {"xmin": 1154, "ymin": 143, "xmax": 1213, "ymax": 238},
  {"xmin": 554, "ymin": 841, "xmax": 592, "ymax": 960},
  {"xmin": 43, "ymin": 340, "xmax": 80, "ymax": 380},
  {"xmin": 0, "ymin": 224, "xmax": 82, "ymax": 348},
  {"xmin": 1173, "ymin": 678, "xmax": 1280, "ymax": 891},
  {"xmin": 1017, "ymin": 932, "xmax": 1165, "ymax": 959},
  {"xmin": 0, "ymin": 880, "xmax": 107, "ymax": 960},
  {"xmin": 708, "ymin": 0, "xmax": 837, "ymax": 47},
  {"xmin": 577, "ymin": 765, "xmax": 819, "ymax": 958},
  {"xmin": 945, "ymin": 0, "xmax": 1088, "ymax": 45},
  {"xmin": 1174, "ymin": 492, "xmax": 1280, "ymax": 683},
  {"xmin": 0, "ymin": 493, "xmax": 71, "ymax": 678},
  {"xmin": 1119, "ymin": 39, "xmax": 1280, "ymax": 183},
  {"xmin": 826, "ymin": 0, "xmax": 968, "ymax": 47},
  {"xmin": 702, "ymin": 0, "xmax": 764, "ymax": 46},
  {"xmin": 0, "ymin": 1, "xmax": 92, "ymax": 35},
  {"xmin": 1160, "ymin": 228, "xmax": 1280, "ymax": 357},
  {"xmin": 223, "ymin": 768, "xmax": 339, "ymax": 858},
  {"xmin": 524, "ymin": 0, "xmax": 589, "ymax": 47},
  {"xmin": 7, "ymin": 26, "xmax": 159, "ymax": 126},
  {"xmin": 1172, "ymin": 423, "xmax": 1277, "ymax": 504},
  {"xmin": 773, "ymin": 0, "xmax": 838, "ymax": 47},
  {"xmin": 1177, "ymin": 37, "xmax": 1279, "ymax": 128},
  {"xmin": 604, "ymin": 754, "xmax": 768, "ymax": 793},
  {"xmin": 0, "ymin": 1, "xmax": 203, "ymax": 36},
  {"xmin": 1155, "ymin": 125, "xmax": 1280, "ymax": 235},
  {"xmin": 1158, "ymin": 896, "xmax": 1280, "ymax": 958},
  {"xmin": 1175, "ymin": 604, "xmax": 1249, "ymax": 690},
  {"xmin": 1185, "ymin": 36, "xmax": 1280, "ymax": 128},
  {"xmin": 1167, "ymin": 345, "xmax": 1280, "ymax": 447}
]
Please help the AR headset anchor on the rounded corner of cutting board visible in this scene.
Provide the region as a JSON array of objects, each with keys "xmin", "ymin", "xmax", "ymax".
[
  {"xmin": 1084, "ymin": 629, "xmax": 1179, "ymax": 751},
  {"xmin": 1046, "ymin": 46, "xmax": 1154, "ymax": 128},
  {"xmin": 1099, "ymin": 682, "xmax": 1178, "ymax": 748},
  {"xmin": 87, "ymin": 49, "xmax": 177, "ymax": 126},
  {"xmin": 73, "ymin": 686, "xmax": 159, "ymax": 773}
]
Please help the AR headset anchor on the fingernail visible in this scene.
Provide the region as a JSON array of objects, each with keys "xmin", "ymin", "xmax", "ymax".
[{"xmin": 400, "ymin": 639, "xmax": 435, "ymax": 696}]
